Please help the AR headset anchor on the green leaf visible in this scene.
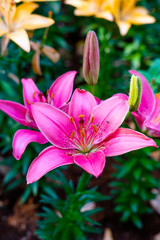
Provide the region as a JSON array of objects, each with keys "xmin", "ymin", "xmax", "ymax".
[
  {"xmin": 121, "ymin": 210, "xmax": 131, "ymax": 222},
  {"xmin": 114, "ymin": 158, "xmax": 137, "ymax": 179},
  {"xmin": 130, "ymin": 200, "xmax": 138, "ymax": 213},
  {"xmin": 82, "ymin": 207, "xmax": 103, "ymax": 217},
  {"xmin": 31, "ymin": 181, "xmax": 39, "ymax": 196},
  {"xmin": 5, "ymin": 178, "xmax": 24, "ymax": 191},
  {"xmin": 133, "ymin": 168, "xmax": 141, "ymax": 180},
  {"xmin": 132, "ymin": 215, "xmax": 143, "ymax": 229},
  {"xmin": 131, "ymin": 181, "xmax": 139, "ymax": 194},
  {"xmin": 20, "ymin": 185, "xmax": 32, "ymax": 205},
  {"xmin": 3, "ymin": 165, "xmax": 20, "ymax": 184}
]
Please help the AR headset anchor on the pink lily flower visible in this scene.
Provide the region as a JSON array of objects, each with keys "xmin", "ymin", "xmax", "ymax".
[
  {"xmin": 129, "ymin": 70, "xmax": 160, "ymax": 137},
  {"xmin": 27, "ymin": 89, "xmax": 157, "ymax": 184},
  {"xmin": 0, "ymin": 71, "xmax": 77, "ymax": 159}
]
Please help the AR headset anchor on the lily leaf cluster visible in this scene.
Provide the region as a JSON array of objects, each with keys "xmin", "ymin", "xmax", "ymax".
[
  {"xmin": 36, "ymin": 170, "xmax": 109, "ymax": 240},
  {"xmin": 111, "ymin": 147, "xmax": 160, "ymax": 228}
]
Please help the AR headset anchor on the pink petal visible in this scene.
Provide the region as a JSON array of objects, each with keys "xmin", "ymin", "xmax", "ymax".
[
  {"xmin": 129, "ymin": 70, "xmax": 156, "ymax": 119},
  {"xmin": 68, "ymin": 88, "xmax": 97, "ymax": 129},
  {"xmin": 21, "ymin": 78, "xmax": 45, "ymax": 111},
  {"xmin": 114, "ymin": 93, "xmax": 129, "ymax": 101},
  {"xmin": 132, "ymin": 111, "xmax": 146, "ymax": 131},
  {"xmin": 104, "ymin": 128, "xmax": 157, "ymax": 157},
  {"xmin": 47, "ymin": 71, "xmax": 77, "ymax": 108},
  {"xmin": 144, "ymin": 98, "xmax": 160, "ymax": 136},
  {"xmin": 13, "ymin": 129, "xmax": 48, "ymax": 160},
  {"xmin": 27, "ymin": 146, "xmax": 74, "ymax": 184},
  {"xmin": 74, "ymin": 150, "xmax": 105, "ymax": 177},
  {"xmin": 31, "ymin": 103, "xmax": 76, "ymax": 149},
  {"xmin": 59, "ymin": 103, "xmax": 69, "ymax": 114},
  {"xmin": 90, "ymin": 96, "xmax": 129, "ymax": 144},
  {"xmin": 0, "ymin": 100, "xmax": 29, "ymax": 126},
  {"xmin": 94, "ymin": 96, "xmax": 102, "ymax": 105}
]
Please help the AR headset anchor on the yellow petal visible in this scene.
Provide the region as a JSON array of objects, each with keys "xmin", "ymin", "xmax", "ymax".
[
  {"xmin": 65, "ymin": 0, "xmax": 98, "ymax": 16},
  {"xmin": 116, "ymin": 20, "xmax": 131, "ymax": 35},
  {"xmin": 111, "ymin": 0, "xmax": 121, "ymax": 16},
  {"xmin": 96, "ymin": 10, "xmax": 113, "ymax": 21},
  {"xmin": 131, "ymin": 6, "xmax": 149, "ymax": 15},
  {"xmin": 12, "ymin": 2, "xmax": 39, "ymax": 25},
  {"xmin": 7, "ymin": 29, "xmax": 30, "ymax": 52},
  {"xmin": 65, "ymin": 0, "xmax": 87, "ymax": 8},
  {"xmin": 122, "ymin": 0, "xmax": 136, "ymax": 15},
  {"xmin": 128, "ymin": 8, "xmax": 156, "ymax": 25},
  {"xmin": 74, "ymin": 8, "xmax": 95, "ymax": 16},
  {"xmin": 0, "ymin": 3, "xmax": 16, "ymax": 26},
  {"xmin": 32, "ymin": 51, "xmax": 42, "ymax": 75},
  {"xmin": 20, "ymin": 14, "xmax": 54, "ymax": 30},
  {"xmin": 0, "ymin": 19, "xmax": 8, "ymax": 37},
  {"xmin": 42, "ymin": 45, "xmax": 60, "ymax": 63}
]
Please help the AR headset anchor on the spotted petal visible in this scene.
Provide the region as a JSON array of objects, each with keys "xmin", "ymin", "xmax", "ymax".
[
  {"xmin": 90, "ymin": 96, "xmax": 129, "ymax": 144},
  {"xmin": 68, "ymin": 88, "xmax": 97, "ymax": 129},
  {"xmin": 21, "ymin": 78, "xmax": 45, "ymax": 110},
  {"xmin": 31, "ymin": 103, "xmax": 76, "ymax": 149}
]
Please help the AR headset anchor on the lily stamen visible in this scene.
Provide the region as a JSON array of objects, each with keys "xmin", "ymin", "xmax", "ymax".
[
  {"xmin": 70, "ymin": 117, "xmax": 74, "ymax": 124},
  {"xmin": 32, "ymin": 91, "xmax": 36, "ymax": 99},
  {"xmin": 26, "ymin": 99, "xmax": 30, "ymax": 105}
]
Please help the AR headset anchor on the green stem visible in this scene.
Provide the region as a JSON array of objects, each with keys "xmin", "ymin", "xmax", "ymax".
[
  {"xmin": 125, "ymin": 110, "xmax": 131, "ymax": 121},
  {"xmin": 90, "ymin": 84, "xmax": 96, "ymax": 96},
  {"xmin": 76, "ymin": 171, "xmax": 92, "ymax": 193}
]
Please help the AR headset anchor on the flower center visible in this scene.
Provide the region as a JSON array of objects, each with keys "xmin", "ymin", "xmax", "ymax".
[{"xmin": 69, "ymin": 114, "xmax": 99, "ymax": 154}]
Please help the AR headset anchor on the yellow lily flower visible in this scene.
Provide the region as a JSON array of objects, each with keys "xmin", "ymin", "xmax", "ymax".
[
  {"xmin": 30, "ymin": 41, "xmax": 60, "ymax": 75},
  {"xmin": 65, "ymin": 0, "xmax": 113, "ymax": 21},
  {"xmin": 111, "ymin": 0, "xmax": 156, "ymax": 35},
  {"xmin": 0, "ymin": 2, "xmax": 54, "ymax": 53}
]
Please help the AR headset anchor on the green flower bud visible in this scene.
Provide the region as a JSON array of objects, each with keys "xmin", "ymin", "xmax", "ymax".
[{"xmin": 128, "ymin": 74, "xmax": 142, "ymax": 112}]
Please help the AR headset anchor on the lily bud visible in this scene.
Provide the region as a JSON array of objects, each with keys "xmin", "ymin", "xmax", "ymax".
[
  {"xmin": 83, "ymin": 31, "xmax": 100, "ymax": 85},
  {"xmin": 128, "ymin": 74, "xmax": 142, "ymax": 112}
]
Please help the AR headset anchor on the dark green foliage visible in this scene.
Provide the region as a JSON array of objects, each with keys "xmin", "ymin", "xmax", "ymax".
[
  {"xmin": 36, "ymin": 171, "xmax": 110, "ymax": 240},
  {"xmin": 111, "ymin": 146, "xmax": 160, "ymax": 228}
]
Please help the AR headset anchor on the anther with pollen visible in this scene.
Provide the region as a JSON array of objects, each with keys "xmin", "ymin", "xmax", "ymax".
[
  {"xmin": 79, "ymin": 114, "xmax": 84, "ymax": 118},
  {"xmin": 90, "ymin": 116, "xmax": 94, "ymax": 123},
  {"xmin": 70, "ymin": 117, "xmax": 74, "ymax": 124},
  {"xmin": 155, "ymin": 93, "xmax": 160, "ymax": 100},
  {"xmin": 26, "ymin": 99, "xmax": 30, "ymax": 105},
  {"xmin": 32, "ymin": 91, "xmax": 36, "ymax": 99},
  {"xmin": 80, "ymin": 130, "xmax": 85, "ymax": 138},
  {"xmin": 46, "ymin": 89, "xmax": 49, "ymax": 96},
  {"xmin": 39, "ymin": 93, "xmax": 44, "ymax": 102},
  {"xmin": 51, "ymin": 93, "xmax": 53, "ymax": 100},
  {"xmin": 92, "ymin": 124, "xmax": 98, "ymax": 133},
  {"xmin": 70, "ymin": 131, "xmax": 75, "ymax": 139}
]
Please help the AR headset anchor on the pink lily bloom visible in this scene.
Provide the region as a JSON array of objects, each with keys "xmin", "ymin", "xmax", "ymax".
[
  {"xmin": 0, "ymin": 71, "xmax": 77, "ymax": 160},
  {"xmin": 129, "ymin": 70, "xmax": 160, "ymax": 137},
  {"xmin": 27, "ymin": 89, "xmax": 157, "ymax": 184}
]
